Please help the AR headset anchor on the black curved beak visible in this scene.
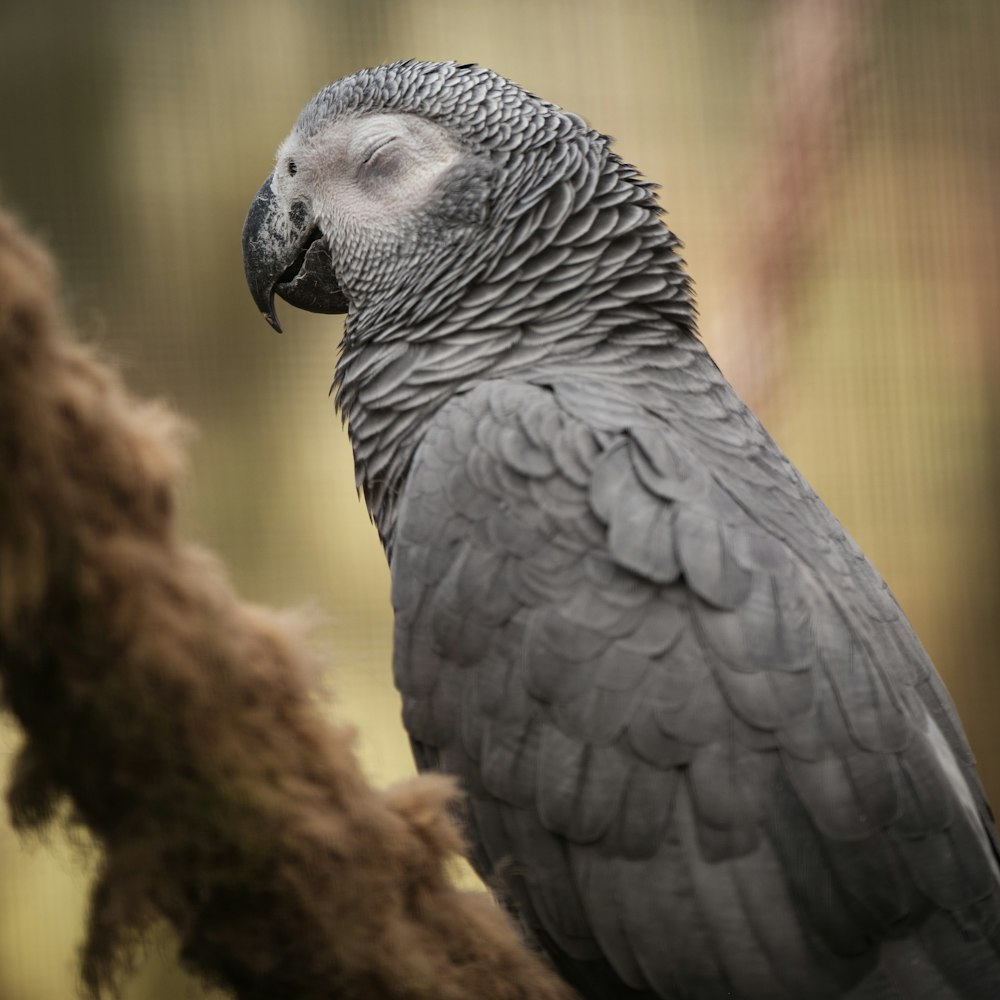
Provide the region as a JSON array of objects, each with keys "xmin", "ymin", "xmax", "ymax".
[{"xmin": 241, "ymin": 174, "xmax": 349, "ymax": 333}]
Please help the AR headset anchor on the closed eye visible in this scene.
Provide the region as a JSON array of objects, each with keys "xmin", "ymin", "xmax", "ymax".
[{"xmin": 363, "ymin": 137, "xmax": 398, "ymax": 164}]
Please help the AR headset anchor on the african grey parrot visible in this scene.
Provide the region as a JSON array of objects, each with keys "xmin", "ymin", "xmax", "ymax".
[{"xmin": 242, "ymin": 61, "xmax": 1000, "ymax": 999}]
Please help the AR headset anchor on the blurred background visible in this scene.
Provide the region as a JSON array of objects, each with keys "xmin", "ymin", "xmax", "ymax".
[{"xmin": 0, "ymin": 0, "xmax": 997, "ymax": 996}]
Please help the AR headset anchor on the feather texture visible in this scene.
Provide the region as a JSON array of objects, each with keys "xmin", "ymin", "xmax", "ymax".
[{"xmin": 391, "ymin": 378, "xmax": 1000, "ymax": 999}]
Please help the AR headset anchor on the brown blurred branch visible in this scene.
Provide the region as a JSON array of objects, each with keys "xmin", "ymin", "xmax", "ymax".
[
  {"xmin": 0, "ymin": 208, "xmax": 575, "ymax": 1000},
  {"xmin": 706, "ymin": 0, "xmax": 874, "ymax": 413}
]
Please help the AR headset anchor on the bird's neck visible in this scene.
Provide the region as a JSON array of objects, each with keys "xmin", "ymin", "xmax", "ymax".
[{"xmin": 335, "ymin": 163, "xmax": 696, "ymax": 549}]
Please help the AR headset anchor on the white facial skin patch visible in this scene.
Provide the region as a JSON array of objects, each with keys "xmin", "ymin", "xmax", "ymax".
[{"xmin": 274, "ymin": 113, "xmax": 463, "ymax": 234}]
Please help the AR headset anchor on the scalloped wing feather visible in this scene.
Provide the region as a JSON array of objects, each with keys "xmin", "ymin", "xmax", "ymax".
[{"xmin": 390, "ymin": 375, "xmax": 1000, "ymax": 999}]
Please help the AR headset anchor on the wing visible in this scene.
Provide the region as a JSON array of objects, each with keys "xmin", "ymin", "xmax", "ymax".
[{"xmin": 389, "ymin": 370, "xmax": 1000, "ymax": 1000}]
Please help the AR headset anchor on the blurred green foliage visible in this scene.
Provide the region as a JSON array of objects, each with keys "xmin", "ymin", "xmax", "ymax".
[{"xmin": 0, "ymin": 1, "xmax": 997, "ymax": 996}]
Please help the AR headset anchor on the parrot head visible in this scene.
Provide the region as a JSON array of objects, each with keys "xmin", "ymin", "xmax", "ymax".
[
  {"xmin": 241, "ymin": 60, "xmax": 683, "ymax": 337},
  {"xmin": 241, "ymin": 103, "xmax": 479, "ymax": 331}
]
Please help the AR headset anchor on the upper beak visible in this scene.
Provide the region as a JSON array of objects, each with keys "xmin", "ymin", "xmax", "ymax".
[{"xmin": 241, "ymin": 174, "xmax": 349, "ymax": 333}]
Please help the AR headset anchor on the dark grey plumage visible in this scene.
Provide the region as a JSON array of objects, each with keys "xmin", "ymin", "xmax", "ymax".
[{"xmin": 243, "ymin": 61, "xmax": 1000, "ymax": 999}]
